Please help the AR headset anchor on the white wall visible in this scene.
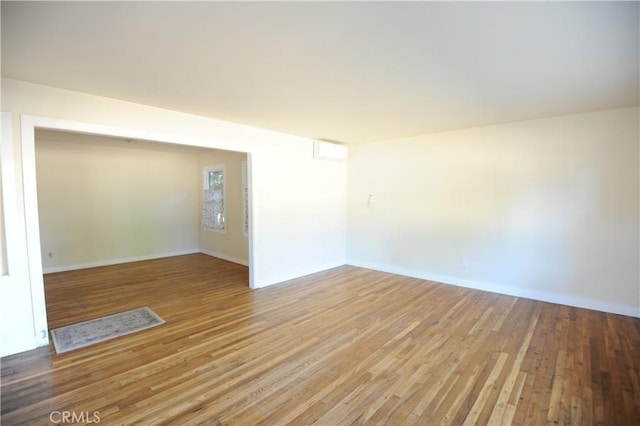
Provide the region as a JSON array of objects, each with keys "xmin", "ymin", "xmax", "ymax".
[
  {"xmin": 1, "ymin": 78, "xmax": 347, "ymax": 356},
  {"xmin": 35, "ymin": 133, "xmax": 200, "ymax": 272},
  {"xmin": 254, "ymin": 145, "xmax": 347, "ymax": 285},
  {"xmin": 199, "ymin": 150, "xmax": 249, "ymax": 265},
  {"xmin": 348, "ymin": 107, "xmax": 640, "ymax": 317},
  {"xmin": 0, "ymin": 168, "xmax": 6, "ymax": 276}
]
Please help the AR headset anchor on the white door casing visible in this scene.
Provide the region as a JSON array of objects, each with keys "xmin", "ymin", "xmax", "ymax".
[
  {"xmin": 7, "ymin": 114, "xmax": 255, "ymax": 357},
  {"xmin": 0, "ymin": 112, "xmax": 43, "ymax": 356}
]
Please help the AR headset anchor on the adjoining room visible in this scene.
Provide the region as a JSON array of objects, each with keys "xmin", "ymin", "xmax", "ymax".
[{"xmin": 34, "ymin": 129, "xmax": 250, "ymax": 332}]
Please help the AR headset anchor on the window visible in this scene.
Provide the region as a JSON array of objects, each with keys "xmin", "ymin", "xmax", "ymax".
[{"xmin": 202, "ymin": 165, "xmax": 225, "ymax": 232}]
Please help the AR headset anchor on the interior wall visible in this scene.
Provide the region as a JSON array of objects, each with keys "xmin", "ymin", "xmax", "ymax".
[
  {"xmin": 2, "ymin": 77, "xmax": 347, "ymax": 286},
  {"xmin": 1, "ymin": 78, "xmax": 347, "ymax": 356},
  {"xmin": 35, "ymin": 134, "xmax": 200, "ymax": 272},
  {"xmin": 198, "ymin": 149, "xmax": 249, "ymax": 265},
  {"xmin": 0, "ymin": 169, "xmax": 6, "ymax": 276},
  {"xmin": 348, "ymin": 107, "xmax": 640, "ymax": 316}
]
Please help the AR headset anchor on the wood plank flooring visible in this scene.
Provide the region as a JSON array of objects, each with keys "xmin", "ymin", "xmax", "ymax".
[{"xmin": 1, "ymin": 254, "xmax": 639, "ymax": 425}]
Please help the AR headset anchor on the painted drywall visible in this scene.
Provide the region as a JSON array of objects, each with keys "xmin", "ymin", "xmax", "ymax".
[
  {"xmin": 35, "ymin": 134, "xmax": 201, "ymax": 272},
  {"xmin": 1, "ymin": 78, "xmax": 347, "ymax": 355},
  {"xmin": 348, "ymin": 107, "xmax": 640, "ymax": 316},
  {"xmin": 253, "ymin": 145, "xmax": 347, "ymax": 285},
  {"xmin": 199, "ymin": 150, "xmax": 249, "ymax": 265},
  {"xmin": 2, "ymin": 77, "xmax": 347, "ymax": 282},
  {"xmin": 0, "ymin": 171, "xmax": 6, "ymax": 276}
]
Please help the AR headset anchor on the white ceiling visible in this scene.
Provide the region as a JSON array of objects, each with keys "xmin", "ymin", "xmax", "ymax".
[{"xmin": 2, "ymin": 1, "xmax": 638, "ymax": 144}]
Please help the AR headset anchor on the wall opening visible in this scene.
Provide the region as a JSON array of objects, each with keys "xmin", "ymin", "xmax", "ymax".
[
  {"xmin": 34, "ymin": 129, "xmax": 250, "ymax": 275},
  {"xmin": 19, "ymin": 115, "xmax": 256, "ymax": 348}
]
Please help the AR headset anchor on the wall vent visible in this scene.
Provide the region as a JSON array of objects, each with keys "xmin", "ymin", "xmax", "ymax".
[{"xmin": 313, "ymin": 141, "xmax": 347, "ymax": 162}]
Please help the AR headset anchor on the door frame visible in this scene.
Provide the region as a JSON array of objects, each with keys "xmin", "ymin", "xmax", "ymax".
[
  {"xmin": 1, "ymin": 112, "xmax": 26, "ymax": 284},
  {"xmin": 1, "ymin": 112, "xmax": 40, "ymax": 355},
  {"xmin": 20, "ymin": 114, "xmax": 256, "ymax": 348}
]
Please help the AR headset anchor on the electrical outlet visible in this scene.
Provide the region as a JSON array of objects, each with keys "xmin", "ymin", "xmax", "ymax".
[{"xmin": 461, "ymin": 260, "xmax": 469, "ymax": 270}]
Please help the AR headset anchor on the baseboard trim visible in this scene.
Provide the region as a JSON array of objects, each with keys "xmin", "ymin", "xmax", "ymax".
[
  {"xmin": 347, "ymin": 260, "xmax": 640, "ymax": 318},
  {"xmin": 199, "ymin": 249, "xmax": 249, "ymax": 266},
  {"xmin": 42, "ymin": 249, "xmax": 201, "ymax": 274}
]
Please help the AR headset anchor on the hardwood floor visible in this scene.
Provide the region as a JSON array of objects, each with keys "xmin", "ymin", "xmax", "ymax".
[{"xmin": 1, "ymin": 254, "xmax": 639, "ymax": 425}]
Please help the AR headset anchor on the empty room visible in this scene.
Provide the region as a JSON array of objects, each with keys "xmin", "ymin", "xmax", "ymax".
[{"xmin": 1, "ymin": 2, "xmax": 638, "ymax": 425}]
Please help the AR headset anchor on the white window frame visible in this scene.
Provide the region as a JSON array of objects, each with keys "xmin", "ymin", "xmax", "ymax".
[{"xmin": 202, "ymin": 164, "xmax": 226, "ymax": 233}]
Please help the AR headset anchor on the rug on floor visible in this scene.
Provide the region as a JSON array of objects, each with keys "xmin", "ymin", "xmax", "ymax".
[{"xmin": 50, "ymin": 307, "xmax": 165, "ymax": 354}]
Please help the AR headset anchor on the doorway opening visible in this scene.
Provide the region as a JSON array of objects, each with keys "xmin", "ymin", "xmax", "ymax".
[
  {"xmin": 35, "ymin": 129, "xmax": 249, "ymax": 274},
  {"xmin": 20, "ymin": 116, "xmax": 255, "ymax": 348}
]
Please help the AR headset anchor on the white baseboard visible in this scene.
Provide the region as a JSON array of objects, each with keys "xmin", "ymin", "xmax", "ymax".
[
  {"xmin": 199, "ymin": 249, "xmax": 249, "ymax": 266},
  {"xmin": 42, "ymin": 249, "xmax": 201, "ymax": 274},
  {"xmin": 347, "ymin": 259, "xmax": 640, "ymax": 318}
]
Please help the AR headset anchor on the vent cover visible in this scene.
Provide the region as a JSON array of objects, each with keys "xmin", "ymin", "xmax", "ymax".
[{"xmin": 313, "ymin": 141, "xmax": 347, "ymax": 162}]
